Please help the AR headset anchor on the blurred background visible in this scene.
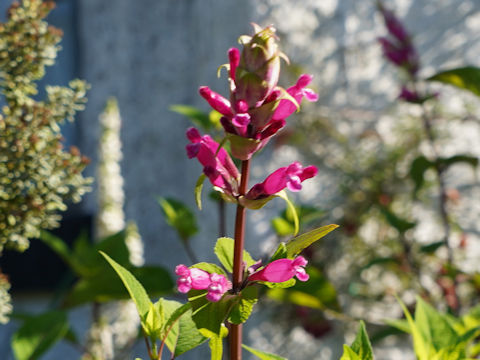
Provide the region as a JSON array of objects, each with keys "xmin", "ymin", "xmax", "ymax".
[{"xmin": 1, "ymin": 0, "xmax": 480, "ymax": 359}]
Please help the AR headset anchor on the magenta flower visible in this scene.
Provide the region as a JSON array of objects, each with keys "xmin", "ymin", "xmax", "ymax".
[
  {"xmin": 206, "ymin": 273, "xmax": 232, "ymax": 302},
  {"xmin": 186, "ymin": 127, "xmax": 240, "ymax": 197},
  {"xmin": 272, "ymin": 74, "xmax": 319, "ymax": 121},
  {"xmin": 175, "ymin": 265, "xmax": 211, "ymax": 293},
  {"xmin": 198, "ymin": 24, "xmax": 318, "ymax": 160},
  {"xmin": 175, "ymin": 265, "xmax": 232, "ymax": 302},
  {"xmin": 245, "ymin": 162, "xmax": 318, "ymax": 200},
  {"xmin": 377, "ymin": 3, "xmax": 419, "ymax": 76},
  {"xmin": 248, "ymin": 256, "xmax": 309, "ymax": 283}
]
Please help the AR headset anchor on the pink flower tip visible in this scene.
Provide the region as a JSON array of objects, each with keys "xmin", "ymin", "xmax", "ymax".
[
  {"xmin": 206, "ymin": 273, "xmax": 232, "ymax": 302},
  {"xmin": 296, "ymin": 74, "xmax": 314, "ymax": 88}
]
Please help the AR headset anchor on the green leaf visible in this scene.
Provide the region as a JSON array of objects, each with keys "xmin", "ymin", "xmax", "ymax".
[
  {"xmin": 420, "ymin": 241, "xmax": 444, "ymax": 254},
  {"xmin": 269, "ymin": 242, "xmax": 288, "ymax": 262},
  {"xmin": 415, "ymin": 297, "xmax": 458, "ymax": 351},
  {"xmin": 158, "ymin": 197, "xmax": 199, "ymax": 240},
  {"xmin": 160, "ymin": 302, "xmax": 208, "ymax": 357},
  {"xmin": 144, "ymin": 302, "xmax": 162, "ymax": 339},
  {"xmin": 12, "ymin": 311, "xmax": 69, "ymax": 360},
  {"xmin": 276, "ymin": 190, "xmax": 299, "ymax": 235},
  {"xmin": 385, "ymin": 318, "xmax": 411, "ymax": 334},
  {"xmin": 228, "ymin": 286, "xmax": 258, "ymax": 324},
  {"xmin": 340, "ymin": 345, "xmax": 361, "ymax": 360},
  {"xmin": 242, "ymin": 344, "xmax": 287, "ymax": 360},
  {"xmin": 427, "ymin": 66, "xmax": 480, "ymax": 97},
  {"xmin": 188, "ymin": 290, "xmax": 236, "ymax": 335},
  {"xmin": 271, "ymin": 217, "xmax": 295, "ymax": 237},
  {"xmin": 397, "ymin": 296, "xmax": 430, "ymax": 360},
  {"xmin": 380, "ymin": 208, "xmax": 416, "ymax": 233},
  {"xmin": 170, "ymin": 105, "xmax": 212, "ymax": 130},
  {"xmin": 206, "ymin": 325, "xmax": 228, "ymax": 360},
  {"xmin": 191, "ymin": 262, "xmax": 227, "ymax": 276},
  {"xmin": 350, "ymin": 321, "xmax": 374, "ymax": 360},
  {"xmin": 410, "ymin": 155, "xmax": 434, "ymax": 194},
  {"xmin": 437, "ymin": 155, "xmax": 479, "ymax": 170},
  {"xmin": 195, "ymin": 174, "xmax": 207, "ymax": 210},
  {"xmin": 214, "ymin": 237, "xmax": 256, "ymax": 273},
  {"xmin": 64, "ymin": 265, "xmax": 174, "ymax": 307},
  {"xmin": 99, "ymin": 252, "xmax": 152, "ymax": 320},
  {"xmin": 285, "ymin": 224, "xmax": 339, "ymax": 258}
]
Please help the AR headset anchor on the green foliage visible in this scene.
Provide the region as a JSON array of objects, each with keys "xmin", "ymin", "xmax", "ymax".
[
  {"xmin": 394, "ymin": 297, "xmax": 480, "ymax": 360},
  {"xmin": 12, "ymin": 310, "xmax": 69, "ymax": 360},
  {"xmin": 285, "ymin": 224, "xmax": 339, "ymax": 258},
  {"xmin": 0, "ymin": 0, "xmax": 91, "ymax": 252},
  {"xmin": 428, "ymin": 66, "xmax": 480, "ymax": 97},
  {"xmin": 214, "ymin": 237, "xmax": 257, "ymax": 273},
  {"xmin": 340, "ymin": 321, "xmax": 373, "ymax": 360},
  {"xmin": 195, "ymin": 174, "xmax": 207, "ymax": 210},
  {"xmin": 170, "ymin": 105, "xmax": 221, "ymax": 131},
  {"xmin": 271, "ymin": 205, "xmax": 325, "ymax": 237},
  {"xmin": 242, "ymin": 344, "xmax": 287, "ymax": 360},
  {"xmin": 228, "ymin": 286, "xmax": 258, "ymax": 325},
  {"xmin": 158, "ymin": 197, "xmax": 199, "ymax": 241}
]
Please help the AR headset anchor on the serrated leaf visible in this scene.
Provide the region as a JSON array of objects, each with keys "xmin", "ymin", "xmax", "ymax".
[
  {"xmin": 214, "ymin": 237, "xmax": 256, "ymax": 273},
  {"xmin": 350, "ymin": 321, "xmax": 374, "ymax": 360},
  {"xmin": 170, "ymin": 104, "xmax": 212, "ymax": 130},
  {"xmin": 242, "ymin": 344, "xmax": 287, "ymax": 360},
  {"xmin": 12, "ymin": 311, "xmax": 69, "ymax": 360},
  {"xmin": 99, "ymin": 252, "xmax": 151, "ymax": 321},
  {"xmin": 195, "ymin": 174, "xmax": 207, "ymax": 210},
  {"xmin": 427, "ymin": 66, "xmax": 480, "ymax": 97},
  {"xmin": 158, "ymin": 197, "xmax": 198, "ymax": 240},
  {"xmin": 285, "ymin": 224, "xmax": 339, "ymax": 258},
  {"xmin": 228, "ymin": 286, "xmax": 258, "ymax": 324}
]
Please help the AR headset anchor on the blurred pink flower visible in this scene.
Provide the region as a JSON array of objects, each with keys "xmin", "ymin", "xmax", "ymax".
[{"xmin": 175, "ymin": 265, "xmax": 211, "ymax": 293}]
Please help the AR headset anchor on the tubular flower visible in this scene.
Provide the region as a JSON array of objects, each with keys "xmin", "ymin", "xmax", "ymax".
[
  {"xmin": 206, "ymin": 273, "xmax": 232, "ymax": 302},
  {"xmin": 175, "ymin": 265, "xmax": 232, "ymax": 302},
  {"xmin": 248, "ymin": 256, "xmax": 309, "ymax": 283},
  {"xmin": 175, "ymin": 265, "xmax": 211, "ymax": 293},
  {"xmin": 198, "ymin": 24, "xmax": 318, "ymax": 160},
  {"xmin": 186, "ymin": 127, "xmax": 240, "ymax": 198},
  {"xmin": 245, "ymin": 162, "xmax": 318, "ymax": 200}
]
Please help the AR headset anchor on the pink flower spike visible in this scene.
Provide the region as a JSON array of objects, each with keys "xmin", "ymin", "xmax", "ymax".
[
  {"xmin": 199, "ymin": 86, "xmax": 234, "ymax": 117},
  {"xmin": 228, "ymin": 48, "xmax": 240, "ymax": 81},
  {"xmin": 206, "ymin": 273, "xmax": 232, "ymax": 302},
  {"xmin": 248, "ymin": 256, "xmax": 309, "ymax": 283},
  {"xmin": 175, "ymin": 265, "xmax": 211, "ymax": 293}
]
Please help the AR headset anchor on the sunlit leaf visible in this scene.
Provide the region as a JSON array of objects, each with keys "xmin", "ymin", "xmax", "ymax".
[
  {"xmin": 158, "ymin": 197, "xmax": 198, "ymax": 240},
  {"xmin": 428, "ymin": 66, "xmax": 480, "ymax": 97},
  {"xmin": 228, "ymin": 286, "xmax": 258, "ymax": 324},
  {"xmin": 285, "ymin": 224, "xmax": 339, "ymax": 258},
  {"xmin": 195, "ymin": 174, "xmax": 207, "ymax": 210},
  {"xmin": 242, "ymin": 344, "xmax": 287, "ymax": 360},
  {"xmin": 170, "ymin": 105, "xmax": 212, "ymax": 130},
  {"xmin": 214, "ymin": 237, "xmax": 256, "ymax": 273}
]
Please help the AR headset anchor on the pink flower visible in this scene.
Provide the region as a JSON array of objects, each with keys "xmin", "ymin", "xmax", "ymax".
[
  {"xmin": 245, "ymin": 162, "xmax": 318, "ymax": 200},
  {"xmin": 175, "ymin": 265, "xmax": 232, "ymax": 302},
  {"xmin": 272, "ymin": 74, "xmax": 319, "ymax": 121},
  {"xmin": 186, "ymin": 127, "xmax": 240, "ymax": 196},
  {"xmin": 175, "ymin": 265, "xmax": 211, "ymax": 293},
  {"xmin": 206, "ymin": 273, "xmax": 232, "ymax": 302},
  {"xmin": 248, "ymin": 256, "xmax": 309, "ymax": 283}
]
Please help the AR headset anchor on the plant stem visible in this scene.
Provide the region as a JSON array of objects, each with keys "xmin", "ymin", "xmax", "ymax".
[
  {"xmin": 420, "ymin": 105, "xmax": 459, "ymax": 312},
  {"xmin": 230, "ymin": 159, "xmax": 250, "ymax": 360}
]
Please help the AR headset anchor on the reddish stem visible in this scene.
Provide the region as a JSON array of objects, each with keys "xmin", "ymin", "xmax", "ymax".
[{"xmin": 230, "ymin": 159, "xmax": 250, "ymax": 360}]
